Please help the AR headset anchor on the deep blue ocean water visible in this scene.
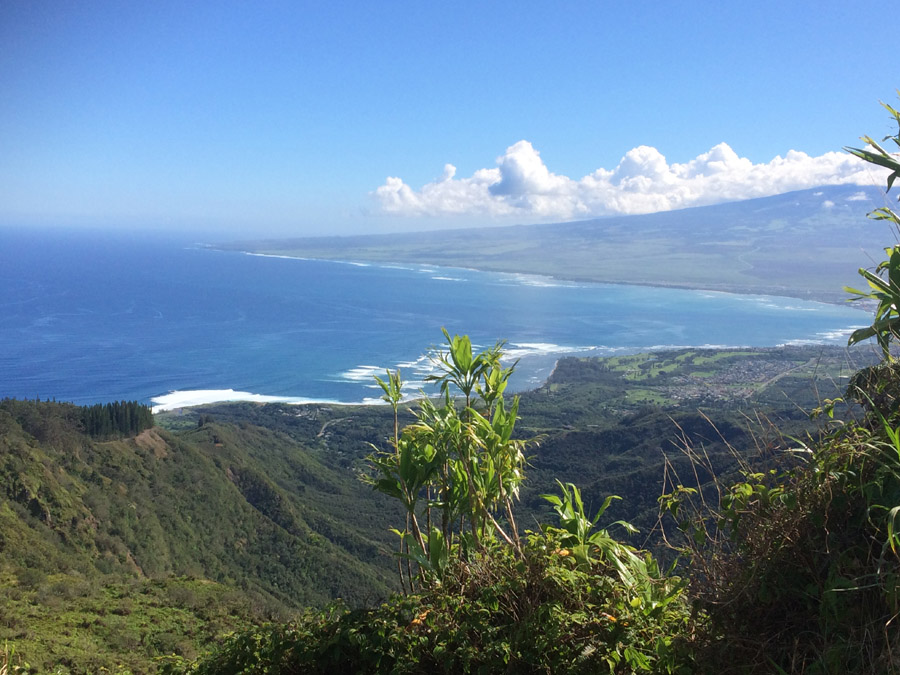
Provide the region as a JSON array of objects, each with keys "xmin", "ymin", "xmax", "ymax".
[{"xmin": 0, "ymin": 226, "xmax": 869, "ymax": 410}]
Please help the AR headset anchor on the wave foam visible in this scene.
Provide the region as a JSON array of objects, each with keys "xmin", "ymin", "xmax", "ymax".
[
  {"xmin": 151, "ymin": 389, "xmax": 345, "ymax": 413},
  {"xmin": 504, "ymin": 341, "xmax": 599, "ymax": 360},
  {"xmin": 243, "ymin": 252, "xmax": 305, "ymax": 261},
  {"xmin": 779, "ymin": 326, "xmax": 863, "ymax": 346},
  {"xmin": 499, "ymin": 273, "xmax": 577, "ymax": 288},
  {"xmin": 339, "ymin": 365, "xmax": 387, "ymax": 382}
]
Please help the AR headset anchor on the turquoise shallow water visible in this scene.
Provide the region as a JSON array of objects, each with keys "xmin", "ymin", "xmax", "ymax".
[{"xmin": 0, "ymin": 226, "xmax": 868, "ymax": 409}]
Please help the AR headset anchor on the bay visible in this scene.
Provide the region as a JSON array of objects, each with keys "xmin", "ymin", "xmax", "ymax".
[{"xmin": 0, "ymin": 226, "xmax": 868, "ymax": 410}]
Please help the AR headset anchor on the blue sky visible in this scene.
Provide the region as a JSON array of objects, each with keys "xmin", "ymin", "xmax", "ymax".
[{"xmin": 0, "ymin": 1, "xmax": 895, "ymax": 235}]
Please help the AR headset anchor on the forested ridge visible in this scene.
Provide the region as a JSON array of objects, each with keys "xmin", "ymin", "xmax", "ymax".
[
  {"xmin": 0, "ymin": 398, "xmax": 154, "ymax": 443},
  {"xmin": 0, "ymin": 396, "xmax": 403, "ymax": 672}
]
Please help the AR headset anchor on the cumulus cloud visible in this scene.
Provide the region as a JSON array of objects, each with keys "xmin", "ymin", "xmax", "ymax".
[{"xmin": 372, "ymin": 140, "xmax": 884, "ymax": 222}]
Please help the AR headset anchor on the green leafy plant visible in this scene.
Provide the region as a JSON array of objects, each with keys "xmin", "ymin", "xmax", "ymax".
[
  {"xmin": 373, "ymin": 368, "xmax": 404, "ymax": 446},
  {"xmin": 543, "ymin": 481, "xmax": 685, "ymax": 617},
  {"xmin": 845, "ymin": 95, "xmax": 900, "ymax": 358},
  {"xmin": 365, "ymin": 330, "xmax": 530, "ymax": 589},
  {"xmin": 0, "ymin": 642, "xmax": 29, "ymax": 675},
  {"xmin": 541, "ymin": 481, "xmax": 636, "ymax": 571}
]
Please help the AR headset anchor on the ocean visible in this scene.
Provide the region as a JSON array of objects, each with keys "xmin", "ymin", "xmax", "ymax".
[{"xmin": 0, "ymin": 226, "xmax": 869, "ymax": 411}]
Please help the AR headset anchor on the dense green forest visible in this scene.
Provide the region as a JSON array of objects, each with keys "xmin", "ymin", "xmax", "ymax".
[{"xmin": 80, "ymin": 401, "xmax": 154, "ymax": 439}]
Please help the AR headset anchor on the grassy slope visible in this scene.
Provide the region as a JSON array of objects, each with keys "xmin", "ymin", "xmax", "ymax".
[{"xmin": 2, "ymin": 574, "xmax": 261, "ymax": 673}]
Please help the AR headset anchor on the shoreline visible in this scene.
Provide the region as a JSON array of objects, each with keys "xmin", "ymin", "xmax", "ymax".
[
  {"xmin": 151, "ymin": 342, "xmax": 863, "ymax": 415},
  {"xmin": 144, "ymin": 248, "xmax": 872, "ymax": 413},
  {"xmin": 219, "ymin": 246, "xmax": 859, "ymax": 306}
]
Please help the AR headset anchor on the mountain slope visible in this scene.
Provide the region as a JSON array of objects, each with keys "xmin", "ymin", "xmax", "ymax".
[
  {"xmin": 0, "ymin": 399, "xmax": 400, "ymax": 610},
  {"xmin": 221, "ymin": 185, "xmax": 889, "ymax": 300}
]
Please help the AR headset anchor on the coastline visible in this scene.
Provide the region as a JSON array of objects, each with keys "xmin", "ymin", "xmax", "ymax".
[
  {"xmin": 151, "ymin": 341, "xmax": 865, "ymax": 415},
  {"xmin": 219, "ymin": 246, "xmax": 859, "ymax": 306},
  {"xmin": 142, "ymin": 247, "xmax": 869, "ymax": 414}
]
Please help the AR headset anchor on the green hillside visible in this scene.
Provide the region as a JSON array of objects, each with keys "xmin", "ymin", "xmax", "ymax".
[{"xmin": 0, "ymin": 398, "xmax": 403, "ymax": 672}]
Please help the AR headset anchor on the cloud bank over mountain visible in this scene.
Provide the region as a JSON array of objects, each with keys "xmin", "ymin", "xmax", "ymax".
[{"xmin": 373, "ymin": 141, "xmax": 883, "ymax": 221}]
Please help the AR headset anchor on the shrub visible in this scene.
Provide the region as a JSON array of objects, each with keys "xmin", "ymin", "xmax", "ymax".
[{"xmin": 165, "ymin": 532, "xmax": 693, "ymax": 674}]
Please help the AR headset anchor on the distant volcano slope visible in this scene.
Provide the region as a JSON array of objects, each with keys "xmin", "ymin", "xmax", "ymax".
[{"xmin": 222, "ymin": 185, "xmax": 890, "ymax": 302}]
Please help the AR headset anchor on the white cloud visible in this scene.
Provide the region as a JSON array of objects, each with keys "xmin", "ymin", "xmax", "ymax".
[{"xmin": 372, "ymin": 140, "xmax": 885, "ymax": 222}]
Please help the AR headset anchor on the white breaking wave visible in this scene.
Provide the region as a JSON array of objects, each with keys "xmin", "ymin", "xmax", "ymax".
[
  {"xmin": 243, "ymin": 252, "xmax": 305, "ymax": 260},
  {"xmin": 503, "ymin": 342, "xmax": 597, "ymax": 361},
  {"xmin": 335, "ymin": 342, "xmax": 604, "ymax": 397},
  {"xmin": 243, "ymin": 252, "xmax": 375, "ymax": 269},
  {"xmin": 500, "ymin": 273, "xmax": 579, "ymax": 289},
  {"xmin": 150, "ymin": 389, "xmax": 348, "ymax": 413},
  {"xmin": 339, "ymin": 365, "xmax": 387, "ymax": 382},
  {"xmin": 779, "ymin": 326, "xmax": 865, "ymax": 346}
]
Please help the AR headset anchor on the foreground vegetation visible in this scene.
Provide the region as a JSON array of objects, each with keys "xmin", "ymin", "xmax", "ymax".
[
  {"xmin": 662, "ymin": 394, "xmax": 900, "ymax": 671},
  {"xmin": 164, "ymin": 532, "xmax": 691, "ymax": 675},
  {"xmin": 165, "ymin": 331, "xmax": 696, "ymax": 674},
  {"xmin": 163, "ymin": 342, "xmax": 900, "ymax": 674}
]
